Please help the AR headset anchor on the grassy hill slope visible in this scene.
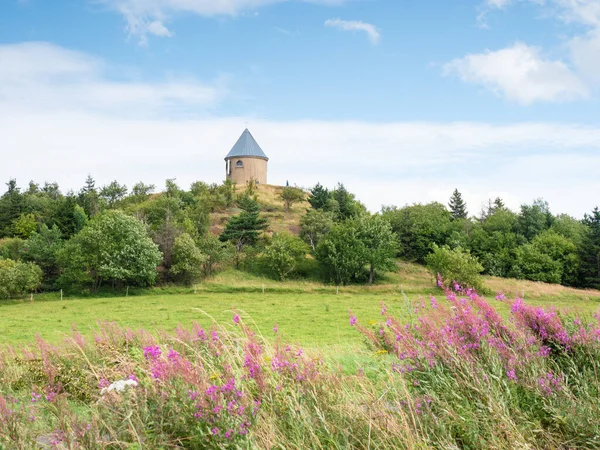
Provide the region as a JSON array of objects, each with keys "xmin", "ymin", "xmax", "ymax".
[{"xmin": 208, "ymin": 184, "xmax": 310, "ymax": 236}]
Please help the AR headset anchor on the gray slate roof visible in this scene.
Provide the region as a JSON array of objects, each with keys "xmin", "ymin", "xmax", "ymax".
[{"xmin": 225, "ymin": 129, "xmax": 269, "ymax": 161}]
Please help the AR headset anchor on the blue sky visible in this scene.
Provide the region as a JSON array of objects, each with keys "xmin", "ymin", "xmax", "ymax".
[{"xmin": 1, "ymin": 0, "xmax": 599, "ymax": 216}]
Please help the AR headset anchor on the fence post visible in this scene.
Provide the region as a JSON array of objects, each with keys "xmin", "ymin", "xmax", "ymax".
[
  {"xmin": 126, "ymin": 286, "xmax": 129, "ymax": 297},
  {"xmin": 262, "ymin": 284, "xmax": 265, "ymax": 294},
  {"xmin": 60, "ymin": 289, "xmax": 63, "ymax": 300}
]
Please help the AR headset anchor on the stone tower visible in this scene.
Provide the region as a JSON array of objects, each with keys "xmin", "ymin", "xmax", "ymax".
[{"xmin": 225, "ymin": 128, "xmax": 269, "ymax": 185}]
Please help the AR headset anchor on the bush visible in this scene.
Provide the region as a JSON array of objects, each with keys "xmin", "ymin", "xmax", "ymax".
[
  {"xmin": 263, "ymin": 233, "xmax": 309, "ymax": 280},
  {"xmin": 425, "ymin": 244, "xmax": 484, "ymax": 291},
  {"xmin": 170, "ymin": 233, "xmax": 207, "ymax": 284},
  {"xmin": 0, "ymin": 259, "xmax": 42, "ymax": 298},
  {"xmin": 57, "ymin": 210, "xmax": 162, "ymax": 291}
]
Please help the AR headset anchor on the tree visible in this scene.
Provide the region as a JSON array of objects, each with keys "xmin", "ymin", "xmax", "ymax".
[
  {"xmin": 425, "ymin": 244, "xmax": 484, "ymax": 291},
  {"xmin": 263, "ymin": 233, "xmax": 309, "ymax": 280},
  {"xmin": 0, "ymin": 179, "xmax": 24, "ymax": 237},
  {"xmin": 0, "ymin": 259, "xmax": 43, "ymax": 298},
  {"xmin": 219, "ymin": 196, "xmax": 268, "ymax": 256},
  {"xmin": 517, "ymin": 199, "xmax": 554, "ymax": 241},
  {"xmin": 580, "ymin": 207, "xmax": 600, "ymax": 289},
  {"xmin": 300, "ymin": 210, "xmax": 335, "ymax": 251},
  {"xmin": 448, "ymin": 189, "xmax": 468, "ymax": 220},
  {"xmin": 170, "ymin": 233, "xmax": 207, "ymax": 284},
  {"xmin": 100, "ymin": 181, "xmax": 128, "ymax": 208},
  {"xmin": 383, "ymin": 202, "xmax": 453, "ymax": 263},
  {"xmin": 78, "ymin": 175, "xmax": 100, "ymax": 217},
  {"xmin": 530, "ymin": 230, "xmax": 579, "ymax": 285},
  {"xmin": 58, "ymin": 210, "xmax": 162, "ymax": 291},
  {"xmin": 131, "ymin": 182, "xmax": 155, "ymax": 200},
  {"xmin": 331, "ymin": 183, "xmax": 365, "ymax": 221},
  {"xmin": 308, "ymin": 183, "xmax": 331, "ymax": 210},
  {"xmin": 197, "ymin": 234, "xmax": 235, "ymax": 277},
  {"xmin": 21, "ymin": 224, "xmax": 63, "ymax": 283},
  {"xmin": 355, "ymin": 215, "xmax": 398, "ymax": 284},
  {"xmin": 510, "ymin": 244, "xmax": 562, "ymax": 284},
  {"xmin": 280, "ymin": 187, "xmax": 305, "ymax": 213},
  {"xmin": 316, "ymin": 223, "xmax": 366, "ymax": 285},
  {"xmin": 11, "ymin": 213, "xmax": 37, "ymax": 239}
]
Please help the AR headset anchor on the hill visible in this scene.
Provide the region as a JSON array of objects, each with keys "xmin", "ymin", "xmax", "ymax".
[{"xmin": 208, "ymin": 183, "xmax": 310, "ymax": 236}]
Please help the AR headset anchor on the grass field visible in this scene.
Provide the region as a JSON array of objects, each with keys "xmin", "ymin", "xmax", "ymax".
[{"xmin": 2, "ymin": 263, "xmax": 599, "ymax": 350}]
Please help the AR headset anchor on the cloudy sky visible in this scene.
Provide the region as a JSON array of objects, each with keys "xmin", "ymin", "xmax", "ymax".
[{"xmin": 1, "ymin": 0, "xmax": 599, "ymax": 217}]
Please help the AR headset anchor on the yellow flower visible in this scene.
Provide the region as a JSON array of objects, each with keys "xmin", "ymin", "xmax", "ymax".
[
  {"xmin": 209, "ymin": 373, "xmax": 220, "ymax": 380},
  {"xmin": 368, "ymin": 320, "xmax": 377, "ymax": 326}
]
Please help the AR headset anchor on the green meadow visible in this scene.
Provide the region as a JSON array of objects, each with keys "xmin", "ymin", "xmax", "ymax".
[{"xmin": 3, "ymin": 264, "xmax": 599, "ymax": 349}]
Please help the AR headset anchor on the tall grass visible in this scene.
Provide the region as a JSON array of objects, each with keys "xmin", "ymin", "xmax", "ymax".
[{"xmin": 0, "ymin": 285, "xmax": 599, "ymax": 448}]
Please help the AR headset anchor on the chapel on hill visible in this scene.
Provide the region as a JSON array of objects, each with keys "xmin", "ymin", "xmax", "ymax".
[{"xmin": 225, "ymin": 129, "xmax": 269, "ymax": 185}]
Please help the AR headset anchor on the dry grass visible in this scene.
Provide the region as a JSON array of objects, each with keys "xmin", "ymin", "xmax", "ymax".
[
  {"xmin": 485, "ymin": 275, "xmax": 600, "ymax": 301},
  {"xmin": 209, "ymin": 184, "xmax": 310, "ymax": 236}
]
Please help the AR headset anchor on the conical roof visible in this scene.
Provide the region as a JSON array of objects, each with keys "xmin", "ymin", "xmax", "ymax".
[{"xmin": 225, "ymin": 129, "xmax": 268, "ymax": 161}]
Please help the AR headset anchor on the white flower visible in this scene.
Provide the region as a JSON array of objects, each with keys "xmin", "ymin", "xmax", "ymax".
[{"xmin": 100, "ymin": 379, "xmax": 138, "ymax": 395}]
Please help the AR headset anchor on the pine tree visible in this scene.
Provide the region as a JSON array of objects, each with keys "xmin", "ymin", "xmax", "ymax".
[
  {"xmin": 308, "ymin": 183, "xmax": 331, "ymax": 210},
  {"xmin": 448, "ymin": 189, "xmax": 468, "ymax": 220},
  {"xmin": 580, "ymin": 207, "xmax": 600, "ymax": 288},
  {"xmin": 219, "ymin": 196, "xmax": 268, "ymax": 253}
]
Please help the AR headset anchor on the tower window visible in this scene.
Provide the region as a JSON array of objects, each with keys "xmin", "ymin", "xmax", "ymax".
[{"xmin": 236, "ymin": 160, "xmax": 244, "ymax": 168}]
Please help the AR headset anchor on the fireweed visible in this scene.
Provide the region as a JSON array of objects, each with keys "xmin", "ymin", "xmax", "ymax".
[
  {"xmin": 0, "ymin": 294, "xmax": 599, "ymax": 449},
  {"xmin": 350, "ymin": 279, "xmax": 600, "ymax": 449}
]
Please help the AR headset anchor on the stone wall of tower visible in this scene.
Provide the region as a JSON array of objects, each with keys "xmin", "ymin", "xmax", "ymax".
[{"xmin": 226, "ymin": 156, "xmax": 268, "ymax": 185}]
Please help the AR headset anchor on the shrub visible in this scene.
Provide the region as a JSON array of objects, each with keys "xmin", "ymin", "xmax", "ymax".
[
  {"xmin": 57, "ymin": 210, "xmax": 162, "ymax": 291},
  {"xmin": 263, "ymin": 233, "xmax": 309, "ymax": 280},
  {"xmin": 425, "ymin": 244, "xmax": 484, "ymax": 291},
  {"xmin": 0, "ymin": 259, "xmax": 42, "ymax": 298},
  {"xmin": 170, "ymin": 233, "xmax": 207, "ymax": 284}
]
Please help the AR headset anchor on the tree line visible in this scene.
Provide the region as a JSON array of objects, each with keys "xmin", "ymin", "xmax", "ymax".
[{"xmin": 0, "ymin": 177, "xmax": 599, "ymax": 297}]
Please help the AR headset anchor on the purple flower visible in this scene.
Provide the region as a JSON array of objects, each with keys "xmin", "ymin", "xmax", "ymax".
[
  {"xmin": 233, "ymin": 314, "xmax": 240, "ymax": 324},
  {"xmin": 143, "ymin": 345, "xmax": 161, "ymax": 360},
  {"xmin": 211, "ymin": 427, "xmax": 220, "ymax": 435},
  {"xmin": 350, "ymin": 316, "xmax": 357, "ymax": 326},
  {"xmin": 273, "ymin": 324, "xmax": 278, "ymax": 334}
]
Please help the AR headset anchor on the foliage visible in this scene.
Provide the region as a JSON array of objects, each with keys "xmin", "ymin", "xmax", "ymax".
[
  {"xmin": 170, "ymin": 233, "xmax": 207, "ymax": 284},
  {"xmin": 308, "ymin": 183, "xmax": 330, "ymax": 210},
  {"xmin": 383, "ymin": 202, "xmax": 453, "ymax": 263},
  {"xmin": 197, "ymin": 234, "xmax": 235, "ymax": 277},
  {"xmin": 299, "ymin": 209, "xmax": 335, "ymax": 251},
  {"xmin": 316, "ymin": 222, "xmax": 366, "ymax": 285},
  {"xmin": 580, "ymin": 207, "xmax": 600, "ymax": 289},
  {"xmin": 263, "ymin": 233, "xmax": 309, "ymax": 280},
  {"xmin": 448, "ymin": 188, "xmax": 468, "ymax": 220},
  {"xmin": 354, "ymin": 215, "xmax": 398, "ymax": 284},
  {"xmin": 57, "ymin": 210, "xmax": 162, "ymax": 291},
  {"xmin": 21, "ymin": 224, "xmax": 63, "ymax": 283},
  {"xmin": 330, "ymin": 183, "xmax": 365, "ymax": 221},
  {"xmin": 219, "ymin": 196, "xmax": 268, "ymax": 254},
  {"xmin": 0, "ymin": 259, "xmax": 42, "ymax": 298},
  {"xmin": 279, "ymin": 186, "xmax": 305, "ymax": 212},
  {"xmin": 425, "ymin": 244, "xmax": 484, "ymax": 291},
  {"xmin": 11, "ymin": 213, "xmax": 38, "ymax": 239},
  {"xmin": 517, "ymin": 198, "xmax": 554, "ymax": 241},
  {"xmin": 99, "ymin": 180, "xmax": 128, "ymax": 208},
  {"xmin": 0, "ymin": 237, "xmax": 25, "ymax": 261}
]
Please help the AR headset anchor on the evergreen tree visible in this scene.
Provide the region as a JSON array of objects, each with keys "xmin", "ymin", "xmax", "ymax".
[
  {"xmin": 0, "ymin": 179, "xmax": 24, "ymax": 237},
  {"xmin": 219, "ymin": 196, "xmax": 268, "ymax": 253},
  {"xmin": 308, "ymin": 183, "xmax": 331, "ymax": 210},
  {"xmin": 448, "ymin": 189, "xmax": 468, "ymax": 220},
  {"xmin": 78, "ymin": 175, "xmax": 100, "ymax": 217},
  {"xmin": 580, "ymin": 207, "xmax": 600, "ymax": 288}
]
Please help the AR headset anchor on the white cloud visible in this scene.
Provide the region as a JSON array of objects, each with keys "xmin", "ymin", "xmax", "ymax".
[
  {"xmin": 1, "ymin": 41, "xmax": 600, "ymax": 217},
  {"xmin": 324, "ymin": 18, "xmax": 381, "ymax": 44},
  {"xmin": 443, "ymin": 42, "xmax": 588, "ymax": 104},
  {"xmin": 99, "ymin": 0, "xmax": 345, "ymax": 43},
  {"xmin": 0, "ymin": 42, "xmax": 226, "ymax": 116}
]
